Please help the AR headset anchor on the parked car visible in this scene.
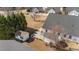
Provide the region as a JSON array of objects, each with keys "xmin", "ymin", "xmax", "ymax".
[{"xmin": 15, "ymin": 30, "xmax": 30, "ymax": 42}]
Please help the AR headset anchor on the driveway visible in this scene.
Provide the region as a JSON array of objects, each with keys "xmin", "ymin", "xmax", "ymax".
[{"xmin": 0, "ymin": 40, "xmax": 35, "ymax": 51}]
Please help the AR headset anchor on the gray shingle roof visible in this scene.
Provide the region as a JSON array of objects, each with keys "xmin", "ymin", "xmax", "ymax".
[
  {"xmin": 43, "ymin": 14, "xmax": 79, "ymax": 36},
  {"xmin": 67, "ymin": 7, "xmax": 79, "ymax": 12}
]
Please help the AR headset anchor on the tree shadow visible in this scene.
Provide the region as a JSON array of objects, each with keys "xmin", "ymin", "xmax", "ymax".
[
  {"xmin": 25, "ymin": 27, "xmax": 38, "ymax": 43},
  {"xmin": 26, "ymin": 27, "xmax": 37, "ymax": 35}
]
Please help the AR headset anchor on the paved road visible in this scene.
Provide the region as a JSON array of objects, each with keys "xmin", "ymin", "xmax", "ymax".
[{"xmin": 0, "ymin": 40, "xmax": 35, "ymax": 51}]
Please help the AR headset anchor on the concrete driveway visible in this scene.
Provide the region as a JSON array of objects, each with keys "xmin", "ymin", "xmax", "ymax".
[{"xmin": 0, "ymin": 40, "xmax": 35, "ymax": 51}]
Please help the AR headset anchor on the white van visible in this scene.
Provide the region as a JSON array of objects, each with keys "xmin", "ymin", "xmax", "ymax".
[{"xmin": 15, "ymin": 31, "xmax": 29, "ymax": 42}]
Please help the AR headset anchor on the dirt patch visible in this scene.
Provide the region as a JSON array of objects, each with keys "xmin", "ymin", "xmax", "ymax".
[
  {"xmin": 24, "ymin": 39, "xmax": 56, "ymax": 51},
  {"xmin": 25, "ymin": 13, "xmax": 47, "ymax": 29}
]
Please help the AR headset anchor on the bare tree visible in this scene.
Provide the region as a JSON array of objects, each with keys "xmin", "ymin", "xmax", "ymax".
[{"xmin": 60, "ymin": 7, "xmax": 67, "ymax": 15}]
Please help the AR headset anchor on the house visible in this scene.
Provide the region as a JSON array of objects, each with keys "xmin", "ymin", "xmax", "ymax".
[
  {"xmin": 43, "ymin": 14, "xmax": 79, "ymax": 43},
  {"xmin": 32, "ymin": 8, "xmax": 79, "ymax": 49},
  {"xmin": 68, "ymin": 10, "xmax": 79, "ymax": 16},
  {"xmin": 48, "ymin": 8, "xmax": 56, "ymax": 14}
]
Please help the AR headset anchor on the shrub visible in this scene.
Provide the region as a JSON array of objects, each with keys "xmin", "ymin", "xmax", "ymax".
[{"xmin": 0, "ymin": 13, "xmax": 27, "ymax": 39}]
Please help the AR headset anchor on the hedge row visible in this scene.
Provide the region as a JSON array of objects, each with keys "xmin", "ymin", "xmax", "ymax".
[{"xmin": 0, "ymin": 13, "xmax": 27, "ymax": 39}]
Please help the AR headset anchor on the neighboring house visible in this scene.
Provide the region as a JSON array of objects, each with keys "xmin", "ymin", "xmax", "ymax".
[
  {"xmin": 48, "ymin": 8, "xmax": 56, "ymax": 14},
  {"xmin": 26, "ymin": 7, "xmax": 56, "ymax": 13},
  {"xmin": 32, "ymin": 8, "xmax": 39, "ymax": 13},
  {"xmin": 68, "ymin": 10, "xmax": 79, "ymax": 16},
  {"xmin": 67, "ymin": 7, "xmax": 79, "ymax": 13}
]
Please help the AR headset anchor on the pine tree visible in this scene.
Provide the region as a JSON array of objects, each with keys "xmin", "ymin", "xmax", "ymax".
[{"xmin": 0, "ymin": 13, "xmax": 27, "ymax": 39}]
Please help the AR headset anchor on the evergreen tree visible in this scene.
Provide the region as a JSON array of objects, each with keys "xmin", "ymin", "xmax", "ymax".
[{"xmin": 0, "ymin": 13, "xmax": 27, "ymax": 39}]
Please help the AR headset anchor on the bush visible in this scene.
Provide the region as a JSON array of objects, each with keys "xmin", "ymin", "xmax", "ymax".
[{"xmin": 0, "ymin": 13, "xmax": 27, "ymax": 39}]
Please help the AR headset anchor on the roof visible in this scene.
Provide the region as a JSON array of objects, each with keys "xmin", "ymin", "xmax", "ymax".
[
  {"xmin": 67, "ymin": 7, "xmax": 79, "ymax": 12},
  {"xmin": 44, "ymin": 31, "xmax": 58, "ymax": 42},
  {"xmin": 68, "ymin": 10, "xmax": 79, "ymax": 16},
  {"xmin": 43, "ymin": 14, "xmax": 79, "ymax": 36}
]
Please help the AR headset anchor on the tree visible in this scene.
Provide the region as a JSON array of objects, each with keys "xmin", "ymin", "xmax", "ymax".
[{"xmin": 0, "ymin": 13, "xmax": 27, "ymax": 39}]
